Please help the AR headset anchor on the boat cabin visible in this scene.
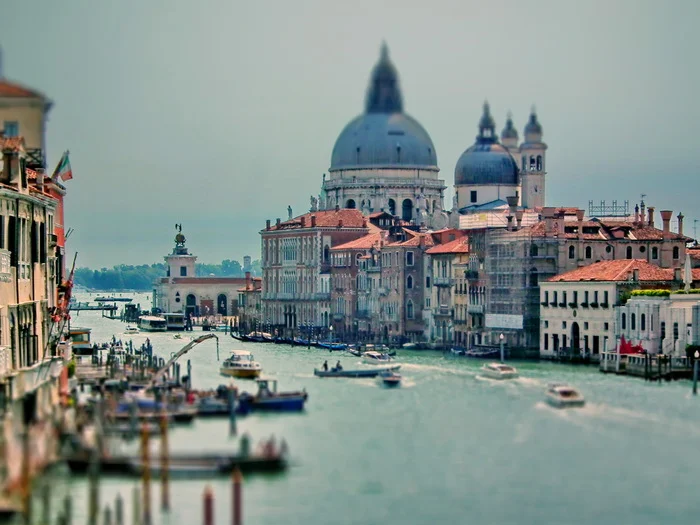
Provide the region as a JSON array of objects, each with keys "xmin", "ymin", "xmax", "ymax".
[{"xmin": 138, "ymin": 315, "xmax": 167, "ymax": 332}]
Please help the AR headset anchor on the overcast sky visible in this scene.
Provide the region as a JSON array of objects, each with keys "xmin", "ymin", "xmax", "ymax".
[{"xmin": 2, "ymin": 0, "xmax": 699, "ymax": 268}]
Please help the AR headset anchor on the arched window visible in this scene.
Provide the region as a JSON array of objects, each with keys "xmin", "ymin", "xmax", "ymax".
[
  {"xmin": 568, "ymin": 245, "xmax": 575, "ymax": 259},
  {"xmin": 402, "ymin": 199, "xmax": 413, "ymax": 222},
  {"xmin": 530, "ymin": 244, "xmax": 539, "ymax": 257},
  {"xmin": 626, "ymin": 246, "xmax": 633, "ymax": 259},
  {"xmin": 673, "ymin": 246, "xmax": 680, "ymax": 259},
  {"xmin": 346, "ymin": 199, "xmax": 356, "ymax": 209},
  {"xmin": 355, "ymin": 253, "xmax": 362, "ymax": 266},
  {"xmin": 388, "ymin": 199, "xmax": 396, "ymax": 216},
  {"xmin": 323, "ymin": 245, "xmax": 330, "ymax": 264},
  {"xmin": 631, "ymin": 313, "xmax": 636, "ymax": 330},
  {"xmin": 621, "ymin": 313, "xmax": 626, "ymax": 330},
  {"xmin": 536, "ymin": 155, "xmax": 543, "ymax": 171},
  {"xmin": 585, "ymin": 246, "xmax": 592, "ymax": 259},
  {"xmin": 651, "ymin": 246, "xmax": 658, "ymax": 259},
  {"xmin": 529, "ymin": 156, "xmax": 536, "ymax": 171},
  {"xmin": 407, "ymin": 300, "xmax": 414, "ymax": 319},
  {"xmin": 522, "ymin": 155, "xmax": 527, "ymax": 170},
  {"xmin": 641, "ymin": 313, "xmax": 646, "ymax": 331},
  {"xmin": 529, "ymin": 268, "xmax": 538, "ymax": 287},
  {"xmin": 407, "ymin": 275, "xmax": 413, "ymax": 289}
]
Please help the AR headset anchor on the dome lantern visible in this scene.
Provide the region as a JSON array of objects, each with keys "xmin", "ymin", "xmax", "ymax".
[
  {"xmin": 501, "ymin": 111, "xmax": 518, "ymax": 146},
  {"xmin": 524, "ymin": 106, "xmax": 543, "ymax": 142},
  {"xmin": 477, "ymin": 101, "xmax": 497, "ymax": 143},
  {"xmin": 365, "ymin": 42, "xmax": 403, "ymax": 114}
]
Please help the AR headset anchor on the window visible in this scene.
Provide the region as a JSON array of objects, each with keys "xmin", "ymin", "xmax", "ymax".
[
  {"xmin": 180, "ymin": 266, "xmax": 187, "ymax": 276},
  {"xmin": 544, "ymin": 320, "xmax": 549, "ymax": 328},
  {"xmin": 621, "ymin": 313, "xmax": 626, "ymax": 330},
  {"xmin": 562, "ymin": 321, "xmax": 567, "ymax": 329},
  {"xmin": 544, "ymin": 333, "xmax": 549, "ymax": 350},
  {"xmin": 553, "ymin": 291, "xmax": 558, "ymax": 304},
  {"xmin": 604, "ymin": 323, "xmax": 609, "ymax": 331},
  {"xmin": 584, "ymin": 322, "xmax": 589, "ymax": 330},
  {"xmin": 626, "ymin": 246, "xmax": 633, "ymax": 259},
  {"xmin": 631, "ymin": 313, "xmax": 636, "ymax": 330},
  {"xmin": 673, "ymin": 322, "xmax": 679, "ymax": 340},
  {"xmin": 544, "ymin": 291, "xmax": 549, "ymax": 304},
  {"xmin": 568, "ymin": 245, "xmax": 575, "ymax": 259},
  {"xmin": 651, "ymin": 246, "xmax": 658, "ymax": 259},
  {"xmin": 426, "ymin": 276, "xmax": 431, "ymax": 288},
  {"xmin": 3, "ymin": 121, "xmax": 18, "ymax": 137},
  {"xmin": 673, "ymin": 246, "xmax": 680, "ymax": 259},
  {"xmin": 603, "ymin": 291, "xmax": 609, "ymax": 305},
  {"xmin": 425, "ymin": 298, "xmax": 430, "ymax": 308},
  {"xmin": 346, "ymin": 199, "xmax": 356, "ymax": 209},
  {"xmin": 585, "ymin": 246, "xmax": 592, "ymax": 259},
  {"xmin": 661, "ymin": 322, "xmax": 666, "ymax": 340},
  {"xmin": 641, "ymin": 313, "xmax": 646, "ymax": 331},
  {"xmin": 407, "ymin": 300, "xmax": 414, "ymax": 319},
  {"xmin": 573, "ymin": 291, "xmax": 578, "ymax": 304},
  {"xmin": 470, "ymin": 190, "xmax": 477, "ymax": 203},
  {"xmin": 530, "ymin": 244, "xmax": 539, "ymax": 257},
  {"xmin": 406, "ymin": 275, "xmax": 413, "ymax": 289},
  {"xmin": 562, "ymin": 291, "xmax": 567, "ymax": 304},
  {"xmin": 584, "ymin": 291, "xmax": 589, "ymax": 304},
  {"xmin": 536, "ymin": 155, "xmax": 543, "ymax": 171},
  {"xmin": 406, "ymin": 251, "xmax": 414, "ymax": 266}
]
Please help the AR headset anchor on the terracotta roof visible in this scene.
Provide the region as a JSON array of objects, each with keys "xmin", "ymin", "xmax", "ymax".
[
  {"xmin": 687, "ymin": 247, "xmax": 700, "ymax": 261},
  {"xmin": 0, "ymin": 79, "xmax": 47, "ymax": 99},
  {"xmin": 265, "ymin": 209, "xmax": 367, "ymax": 231},
  {"xmin": 160, "ymin": 277, "xmax": 248, "ymax": 285},
  {"xmin": 387, "ymin": 232, "xmax": 435, "ymax": 248},
  {"xmin": 548, "ymin": 260, "xmax": 674, "ymax": 283},
  {"xmin": 1, "ymin": 136, "xmax": 25, "ymax": 151},
  {"xmin": 527, "ymin": 218, "xmax": 689, "ymax": 242},
  {"xmin": 426, "ymin": 237, "xmax": 469, "ymax": 255},
  {"xmin": 332, "ymin": 232, "xmax": 382, "ymax": 251}
]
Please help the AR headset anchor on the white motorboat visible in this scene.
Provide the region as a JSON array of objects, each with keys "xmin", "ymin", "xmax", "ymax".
[
  {"xmin": 124, "ymin": 326, "xmax": 139, "ymax": 335},
  {"xmin": 545, "ymin": 384, "xmax": 585, "ymax": 408},
  {"xmin": 480, "ymin": 362, "xmax": 519, "ymax": 380},
  {"xmin": 362, "ymin": 351, "xmax": 393, "ymax": 365},
  {"xmin": 220, "ymin": 350, "xmax": 262, "ymax": 379}
]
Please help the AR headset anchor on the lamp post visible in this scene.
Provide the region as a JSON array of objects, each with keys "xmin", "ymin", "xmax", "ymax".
[
  {"xmin": 329, "ymin": 325, "xmax": 334, "ymax": 343},
  {"xmin": 499, "ymin": 333, "xmax": 505, "ymax": 363},
  {"xmin": 693, "ymin": 350, "xmax": 699, "ymax": 396}
]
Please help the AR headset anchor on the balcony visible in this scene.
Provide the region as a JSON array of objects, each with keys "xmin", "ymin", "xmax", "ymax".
[
  {"xmin": 464, "ymin": 270, "xmax": 479, "ymax": 279},
  {"xmin": 313, "ymin": 292, "xmax": 331, "ymax": 301},
  {"xmin": 367, "ymin": 265, "xmax": 381, "ymax": 273},
  {"xmin": 436, "ymin": 306, "xmax": 453, "ymax": 316},
  {"xmin": 332, "ymin": 313, "xmax": 345, "ymax": 321},
  {"xmin": 434, "ymin": 276, "xmax": 454, "ymax": 287},
  {"xmin": 0, "ymin": 250, "xmax": 10, "ymax": 283},
  {"xmin": 590, "ymin": 302, "xmax": 599, "ymax": 308},
  {"xmin": 467, "ymin": 304, "xmax": 484, "ymax": 314},
  {"xmin": 25, "ymin": 148, "xmax": 45, "ymax": 170},
  {"xmin": 0, "ymin": 346, "xmax": 10, "ymax": 378}
]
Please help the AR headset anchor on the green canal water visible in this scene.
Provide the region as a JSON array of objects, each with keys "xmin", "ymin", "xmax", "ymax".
[{"xmin": 50, "ymin": 294, "xmax": 700, "ymax": 524}]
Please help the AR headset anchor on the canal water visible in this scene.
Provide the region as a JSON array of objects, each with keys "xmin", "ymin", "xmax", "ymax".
[{"xmin": 52, "ymin": 293, "xmax": 700, "ymax": 524}]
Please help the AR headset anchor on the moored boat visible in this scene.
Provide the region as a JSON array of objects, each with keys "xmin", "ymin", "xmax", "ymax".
[
  {"xmin": 124, "ymin": 326, "xmax": 139, "ymax": 335},
  {"xmin": 237, "ymin": 379, "xmax": 307, "ymax": 413},
  {"xmin": 314, "ymin": 365, "xmax": 401, "ymax": 378},
  {"xmin": 362, "ymin": 351, "xmax": 394, "ymax": 365},
  {"xmin": 220, "ymin": 350, "xmax": 262, "ymax": 379},
  {"xmin": 465, "ymin": 348, "xmax": 500, "ymax": 359},
  {"xmin": 545, "ymin": 384, "xmax": 585, "ymax": 408},
  {"xmin": 138, "ymin": 315, "xmax": 167, "ymax": 332},
  {"xmin": 480, "ymin": 362, "xmax": 519, "ymax": 380}
]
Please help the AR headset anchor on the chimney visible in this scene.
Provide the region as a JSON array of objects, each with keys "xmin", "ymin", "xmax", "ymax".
[
  {"xmin": 634, "ymin": 204, "xmax": 639, "ymax": 224},
  {"xmin": 276, "ymin": 218, "xmax": 281, "ymax": 227},
  {"xmin": 266, "ymin": 219, "xmax": 271, "ymax": 230},
  {"xmin": 674, "ymin": 267, "xmax": 681, "ymax": 281},
  {"xmin": 542, "ymin": 207, "xmax": 556, "ymax": 236},
  {"xmin": 576, "ymin": 209, "xmax": 584, "ymax": 240},
  {"xmin": 660, "ymin": 210, "xmax": 672, "ymax": 239},
  {"xmin": 677, "ymin": 212, "xmax": 684, "ymax": 236},
  {"xmin": 36, "ymin": 168, "xmax": 44, "ymax": 192},
  {"xmin": 311, "ymin": 215, "xmax": 316, "ymax": 227},
  {"xmin": 335, "ymin": 204, "xmax": 340, "ymax": 212},
  {"xmin": 632, "ymin": 268, "xmax": 639, "ymax": 282},
  {"xmin": 515, "ymin": 209, "xmax": 524, "ymax": 229},
  {"xmin": 245, "ymin": 271, "xmax": 251, "ymax": 287},
  {"xmin": 640, "ymin": 201, "xmax": 646, "ymax": 224},
  {"xmin": 506, "ymin": 215, "xmax": 514, "ymax": 231},
  {"xmin": 362, "ymin": 217, "xmax": 368, "ymax": 228},
  {"xmin": 338, "ymin": 219, "xmax": 343, "ymax": 228},
  {"xmin": 300, "ymin": 216, "xmax": 306, "ymax": 227},
  {"xmin": 647, "ymin": 207, "xmax": 655, "ymax": 228}
]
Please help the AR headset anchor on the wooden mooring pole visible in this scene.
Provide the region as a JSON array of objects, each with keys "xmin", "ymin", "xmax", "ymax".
[
  {"xmin": 141, "ymin": 424, "xmax": 152, "ymax": 525},
  {"xmin": 160, "ymin": 398, "xmax": 170, "ymax": 512},
  {"xmin": 203, "ymin": 486, "xmax": 214, "ymax": 525},
  {"xmin": 232, "ymin": 467, "xmax": 243, "ymax": 525}
]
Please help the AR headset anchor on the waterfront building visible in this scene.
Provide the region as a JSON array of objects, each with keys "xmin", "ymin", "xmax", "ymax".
[
  {"xmin": 153, "ymin": 228, "xmax": 248, "ymax": 318},
  {"xmin": 319, "ymin": 44, "xmax": 449, "ymax": 229},
  {"xmin": 236, "ymin": 272, "xmax": 262, "ymax": 334},
  {"xmin": 425, "ymin": 234, "xmax": 469, "ymax": 345},
  {"xmin": 260, "ymin": 208, "xmax": 370, "ymax": 338}
]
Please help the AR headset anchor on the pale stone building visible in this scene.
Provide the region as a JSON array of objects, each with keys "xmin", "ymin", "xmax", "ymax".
[{"xmin": 236, "ymin": 272, "xmax": 262, "ymax": 334}]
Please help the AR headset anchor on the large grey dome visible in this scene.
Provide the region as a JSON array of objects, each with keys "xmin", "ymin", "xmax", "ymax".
[
  {"xmin": 454, "ymin": 102, "xmax": 519, "ymax": 186},
  {"xmin": 329, "ymin": 43, "xmax": 438, "ymax": 172}
]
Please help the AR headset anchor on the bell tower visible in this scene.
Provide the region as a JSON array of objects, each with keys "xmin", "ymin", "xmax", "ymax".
[
  {"xmin": 520, "ymin": 107, "xmax": 547, "ymax": 209},
  {"xmin": 165, "ymin": 224, "xmax": 197, "ymax": 278}
]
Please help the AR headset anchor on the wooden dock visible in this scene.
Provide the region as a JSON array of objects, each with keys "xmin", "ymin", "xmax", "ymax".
[{"xmin": 600, "ymin": 352, "xmax": 692, "ymax": 380}]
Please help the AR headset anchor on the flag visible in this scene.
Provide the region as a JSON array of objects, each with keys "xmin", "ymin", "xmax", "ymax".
[{"xmin": 52, "ymin": 151, "xmax": 73, "ymax": 181}]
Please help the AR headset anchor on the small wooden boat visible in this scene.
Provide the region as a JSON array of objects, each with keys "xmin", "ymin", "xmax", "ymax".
[
  {"xmin": 545, "ymin": 384, "xmax": 585, "ymax": 408},
  {"xmin": 314, "ymin": 365, "xmax": 400, "ymax": 378},
  {"xmin": 237, "ymin": 379, "xmax": 307, "ymax": 413},
  {"xmin": 379, "ymin": 369, "xmax": 402, "ymax": 387}
]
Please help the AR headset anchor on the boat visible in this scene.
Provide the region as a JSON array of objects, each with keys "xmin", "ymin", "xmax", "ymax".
[
  {"xmin": 138, "ymin": 315, "xmax": 167, "ymax": 332},
  {"xmin": 69, "ymin": 327, "xmax": 93, "ymax": 356},
  {"xmin": 402, "ymin": 343, "xmax": 417, "ymax": 349},
  {"xmin": 314, "ymin": 365, "xmax": 401, "ymax": 378},
  {"xmin": 379, "ymin": 369, "xmax": 402, "ymax": 387},
  {"xmin": 195, "ymin": 396, "xmax": 232, "ymax": 417},
  {"xmin": 215, "ymin": 323, "xmax": 229, "ymax": 332},
  {"xmin": 124, "ymin": 326, "xmax": 139, "ymax": 335},
  {"xmin": 95, "ymin": 296, "xmax": 133, "ymax": 303},
  {"xmin": 237, "ymin": 379, "xmax": 307, "ymax": 413},
  {"xmin": 163, "ymin": 312, "xmax": 186, "ymax": 331},
  {"xmin": 465, "ymin": 348, "xmax": 500, "ymax": 358},
  {"xmin": 545, "ymin": 384, "xmax": 586, "ymax": 408},
  {"xmin": 480, "ymin": 362, "xmax": 519, "ymax": 380},
  {"xmin": 362, "ymin": 351, "xmax": 394, "ymax": 365},
  {"xmin": 317, "ymin": 341, "xmax": 348, "ymax": 351},
  {"xmin": 220, "ymin": 350, "xmax": 262, "ymax": 379},
  {"xmin": 450, "ymin": 347, "xmax": 466, "ymax": 356},
  {"xmin": 173, "ymin": 333, "xmax": 183, "ymax": 340}
]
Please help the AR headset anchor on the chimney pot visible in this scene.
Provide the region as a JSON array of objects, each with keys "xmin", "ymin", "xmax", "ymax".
[
  {"xmin": 677, "ymin": 212, "xmax": 684, "ymax": 236},
  {"xmin": 311, "ymin": 215, "xmax": 316, "ymax": 227},
  {"xmin": 335, "ymin": 204, "xmax": 340, "ymax": 212},
  {"xmin": 633, "ymin": 268, "xmax": 639, "ymax": 282},
  {"xmin": 647, "ymin": 207, "xmax": 655, "ymax": 228},
  {"xmin": 674, "ymin": 267, "xmax": 681, "ymax": 281},
  {"xmin": 506, "ymin": 195, "xmax": 518, "ymax": 208},
  {"xmin": 276, "ymin": 218, "xmax": 281, "ymax": 226},
  {"xmin": 362, "ymin": 217, "xmax": 367, "ymax": 228},
  {"xmin": 515, "ymin": 210, "xmax": 524, "ymax": 229},
  {"xmin": 338, "ymin": 219, "xmax": 343, "ymax": 228},
  {"xmin": 266, "ymin": 219, "xmax": 271, "ymax": 230},
  {"xmin": 300, "ymin": 216, "xmax": 306, "ymax": 227},
  {"xmin": 506, "ymin": 215, "xmax": 514, "ymax": 231},
  {"xmin": 660, "ymin": 210, "xmax": 672, "ymax": 239}
]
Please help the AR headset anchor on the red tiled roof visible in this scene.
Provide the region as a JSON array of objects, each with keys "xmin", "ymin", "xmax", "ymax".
[
  {"xmin": 387, "ymin": 232, "xmax": 435, "ymax": 248},
  {"xmin": 687, "ymin": 247, "xmax": 700, "ymax": 261},
  {"xmin": 0, "ymin": 79, "xmax": 46, "ymax": 99},
  {"xmin": 332, "ymin": 232, "xmax": 382, "ymax": 251},
  {"xmin": 548, "ymin": 260, "xmax": 674, "ymax": 283},
  {"xmin": 1, "ymin": 136, "xmax": 25, "ymax": 151},
  {"xmin": 265, "ymin": 209, "xmax": 367, "ymax": 231},
  {"xmin": 527, "ymin": 218, "xmax": 689, "ymax": 242},
  {"xmin": 160, "ymin": 277, "xmax": 248, "ymax": 285},
  {"xmin": 426, "ymin": 237, "xmax": 469, "ymax": 255}
]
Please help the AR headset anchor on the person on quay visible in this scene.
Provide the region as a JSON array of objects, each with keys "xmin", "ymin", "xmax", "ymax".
[{"xmin": 322, "ymin": 360, "xmax": 328, "ymax": 371}]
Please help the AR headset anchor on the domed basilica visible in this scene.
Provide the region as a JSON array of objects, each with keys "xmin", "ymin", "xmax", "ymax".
[{"xmin": 314, "ymin": 44, "xmax": 548, "ymax": 228}]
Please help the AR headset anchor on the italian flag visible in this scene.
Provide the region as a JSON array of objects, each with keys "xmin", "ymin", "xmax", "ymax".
[{"xmin": 52, "ymin": 151, "xmax": 73, "ymax": 181}]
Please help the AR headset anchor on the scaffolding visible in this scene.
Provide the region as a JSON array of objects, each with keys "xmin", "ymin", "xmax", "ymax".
[
  {"xmin": 484, "ymin": 228, "xmax": 560, "ymax": 353},
  {"xmin": 588, "ymin": 200, "xmax": 630, "ymax": 219}
]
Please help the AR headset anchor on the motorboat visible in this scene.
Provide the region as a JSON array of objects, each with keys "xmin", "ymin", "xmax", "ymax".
[
  {"xmin": 314, "ymin": 365, "xmax": 400, "ymax": 378},
  {"xmin": 124, "ymin": 326, "xmax": 139, "ymax": 335},
  {"xmin": 69, "ymin": 327, "xmax": 93, "ymax": 356},
  {"xmin": 545, "ymin": 384, "xmax": 585, "ymax": 408},
  {"xmin": 362, "ymin": 351, "xmax": 393, "ymax": 365},
  {"xmin": 480, "ymin": 362, "xmax": 519, "ymax": 380},
  {"xmin": 220, "ymin": 350, "xmax": 262, "ymax": 379},
  {"xmin": 379, "ymin": 369, "xmax": 402, "ymax": 387},
  {"xmin": 237, "ymin": 379, "xmax": 307, "ymax": 414},
  {"xmin": 138, "ymin": 315, "xmax": 167, "ymax": 332},
  {"xmin": 450, "ymin": 347, "xmax": 466, "ymax": 356},
  {"xmin": 465, "ymin": 348, "xmax": 500, "ymax": 359},
  {"xmin": 195, "ymin": 396, "xmax": 231, "ymax": 417}
]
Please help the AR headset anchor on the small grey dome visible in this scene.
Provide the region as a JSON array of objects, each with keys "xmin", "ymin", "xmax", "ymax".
[
  {"xmin": 329, "ymin": 43, "xmax": 437, "ymax": 171},
  {"xmin": 454, "ymin": 102, "xmax": 519, "ymax": 186},
  {"xmin": 501, "ymin": 113, "xmax": 518, "ymax": 140}
]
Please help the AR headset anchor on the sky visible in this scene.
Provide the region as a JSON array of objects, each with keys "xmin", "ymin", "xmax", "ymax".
[{"xmin": 1, "ymin": 0, "xmax": 699, "ymax": 268}]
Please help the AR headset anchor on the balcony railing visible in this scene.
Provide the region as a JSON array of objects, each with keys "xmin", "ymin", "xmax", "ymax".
[
  {"xmin": 0, "ymin": 346, "xmax": 10, "ymax": 378},
  {"xmin": 467, "ymin": 304, "xmax": 484, "ymax": 314},
  {"xmin": 434, "ymin": 276, "xmax": 454, "ymax": 287},
  {"xmin": 436, "ymin": 306, "xmax": 453, "ymax": 316},
  {"xmin": 26, "ymin": 148, "xmax": 45, "ymax": 170},
  {"xmin": 0, "ymin": 250, "xmax": 10, "ymax": 283}
]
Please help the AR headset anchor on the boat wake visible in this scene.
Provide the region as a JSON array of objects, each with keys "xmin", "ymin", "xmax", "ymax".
[{"xmin": 400, "ymin": 363, "xmax": 476, "ymax": 378}]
